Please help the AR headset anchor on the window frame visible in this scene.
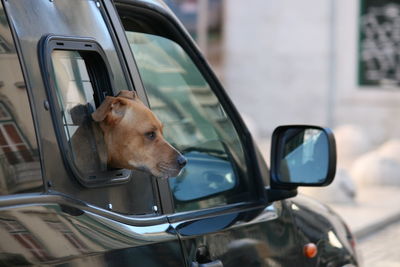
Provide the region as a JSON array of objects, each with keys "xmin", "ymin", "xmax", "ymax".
[
  {"xmin": 115, "ymin": 2, "xmax": 268, "ymax": 215},
  {"xmin": 39, "ymin": 35, "xmax": 132, "ymax": 188}
]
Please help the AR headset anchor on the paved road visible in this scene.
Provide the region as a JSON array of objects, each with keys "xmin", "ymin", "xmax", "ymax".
[{"xmin": 357, "ymin": 221, "xmax": 400, "ymax": 267}]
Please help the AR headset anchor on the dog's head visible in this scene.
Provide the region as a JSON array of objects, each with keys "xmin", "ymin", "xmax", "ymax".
[{"xmin": 91, "ymin": 90, "xmax": 186, "ymax": 179}]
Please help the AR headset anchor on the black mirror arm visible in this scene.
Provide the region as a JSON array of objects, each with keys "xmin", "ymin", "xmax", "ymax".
[{"xmin": 265, "ymin": 187, "xmax": 298, "ymax": 203}]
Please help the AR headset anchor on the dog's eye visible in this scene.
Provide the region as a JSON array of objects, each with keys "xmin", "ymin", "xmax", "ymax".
[{"xmin": 145, "ymin": 131, "xmax": 156, "ymax": 140}]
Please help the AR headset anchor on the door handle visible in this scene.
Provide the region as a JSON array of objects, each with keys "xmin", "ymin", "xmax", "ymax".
[{"xmin": 191, "ymin": 260, "xmax": 224, "ymax": 267}]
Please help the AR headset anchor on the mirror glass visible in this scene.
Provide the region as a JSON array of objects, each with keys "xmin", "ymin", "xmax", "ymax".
[{"xmin": 278, "ymin": 128, "xmax": 329, "ymax": 184}]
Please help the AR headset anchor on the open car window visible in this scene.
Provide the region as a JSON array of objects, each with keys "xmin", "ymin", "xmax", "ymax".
[{"xmin": 122, "ymin": 19, "xmax": 257, "ymax": 212}]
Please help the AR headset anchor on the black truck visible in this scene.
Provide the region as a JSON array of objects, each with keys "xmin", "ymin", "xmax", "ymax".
[{"xmin": 0, "ymin": 0, "xmax": 358, "ymax": 266}]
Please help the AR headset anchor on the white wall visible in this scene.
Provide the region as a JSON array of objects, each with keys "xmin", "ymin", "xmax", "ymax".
[
  {"xmin": 224, "ymin": 0, "xmax": 332, "ymax": 137},
  {"xmin": 223, "ymin": 0, "xmax": 400, "ymax": 147}
]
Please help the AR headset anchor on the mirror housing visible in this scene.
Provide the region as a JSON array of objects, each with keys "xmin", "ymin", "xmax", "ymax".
[{"xmin": 267, "ymin": 125, "xmax": 337, "ymax": 201}]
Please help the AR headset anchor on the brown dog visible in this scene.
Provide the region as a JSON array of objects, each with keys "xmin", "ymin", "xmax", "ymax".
[{"xmin": 71, "ymin": 90, "xmax": 186, "ymax": 179}]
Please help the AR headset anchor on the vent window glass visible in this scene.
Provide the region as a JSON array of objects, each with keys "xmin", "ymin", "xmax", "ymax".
[
  {"xmin": 51, "ymin": 50, "xmax": 107, "ymax": 175},
  {"xmin": 46, "ymin": 40, "xmax": 131, "ymax": 187}
]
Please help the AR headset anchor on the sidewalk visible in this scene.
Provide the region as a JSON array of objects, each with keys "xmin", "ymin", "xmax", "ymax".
[{"xmin": 328, "ymin": 187, "xmax": 400, "ymax": 240}]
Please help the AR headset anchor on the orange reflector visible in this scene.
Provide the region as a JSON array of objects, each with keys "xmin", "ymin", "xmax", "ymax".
[{"xmin": 304, "ymin": 243, "xmax": 318, "ymax": 258}]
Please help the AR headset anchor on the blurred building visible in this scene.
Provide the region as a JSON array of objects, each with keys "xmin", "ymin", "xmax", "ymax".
[
  {"xmin": 165, "ymin": 0, "xmax": 224, "ymax": 74},
  {"xmin": 169, "ymin": 0, "xmax": 400, "ymax": 150}
]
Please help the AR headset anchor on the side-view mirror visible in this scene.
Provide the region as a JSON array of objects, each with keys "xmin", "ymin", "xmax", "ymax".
[{"xmin": 269, "ymin": 125, "xmax": 336, "ymax": 195}]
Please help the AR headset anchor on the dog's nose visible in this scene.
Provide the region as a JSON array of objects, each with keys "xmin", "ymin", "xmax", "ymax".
[{"xmin": 177, "ymin": 155, "xmax": 187, "ymax": 168}]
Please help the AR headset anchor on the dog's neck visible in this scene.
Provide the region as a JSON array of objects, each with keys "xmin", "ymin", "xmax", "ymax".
[{"xmin": 90, "ymin": 121, "xmax": 108, "ymax": 169}]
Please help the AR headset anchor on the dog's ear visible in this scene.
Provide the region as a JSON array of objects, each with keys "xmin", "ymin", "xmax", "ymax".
[
  {"xmin": 92, "ymin": 96, "xmax": 113, "ymax": 122},
  {"xmin": 116, "ymin": 90, "xmax": 138, "ymax": 100},
  {"xmin": 92, "ymin": 96, "xmax": 127, "ymax": 124}
]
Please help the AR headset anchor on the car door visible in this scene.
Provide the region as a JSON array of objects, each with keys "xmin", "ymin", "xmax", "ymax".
[
  {"xmin": 114, "ymin": 1, "xmax": 305, "ymax": 266},
  {"xmin": 0, "ymin": 0, "xmax": 185, "ymax": 266}
]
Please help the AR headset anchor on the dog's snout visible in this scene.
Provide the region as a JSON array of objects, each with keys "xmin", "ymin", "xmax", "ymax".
[{"xmin": 177, "ymin": 154, "xmax": 187, "ymax": 168}]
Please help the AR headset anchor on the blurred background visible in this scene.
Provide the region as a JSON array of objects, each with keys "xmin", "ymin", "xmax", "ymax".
[{"xmin": 166, "ymin": 0, "xmax": 400, "ymax": 266}]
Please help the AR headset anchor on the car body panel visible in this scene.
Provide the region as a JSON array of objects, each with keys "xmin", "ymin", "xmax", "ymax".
[
  {"xmin": 0, "ymin": 194, "xmax": 184, "ymax": 266},
  {"xmin": 169, "ymin": 201, "xmax": 305, "ymax": 267},
  {"xmin": 288, "ymin": 195, "xmax": 359, "ymax": 266}
]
